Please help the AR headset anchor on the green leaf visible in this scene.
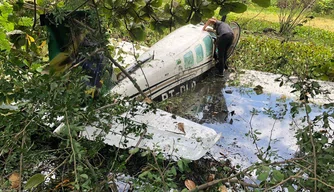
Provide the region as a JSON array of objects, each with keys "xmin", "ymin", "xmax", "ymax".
[
  {"xmin": 0, "ymin": 32, "xmax": 11, "ymax": 51},
  {"xmin": 171, "ymin": 166, "xmax": 177, "ymax": 176},
  {"xmin": 287, "ymin": 185, "xmax": 295, "ymax": 192},
  {"xmin": 31, "ymin": 63, "xmax": 41, "ymax": 71},
  {"xmin": 129, "ymin": 147, "xmax": 140, "ymax": 154},
  {"xmin": 252, "ymin": 0, "xmax": 271, "ymax": 8},
  {"xmin": 24, "ymin": 173, "xmax": 45, "ymax": 190},
  {"xmin": 220, "ymin": 2, "xmax": 247, "ymax": 15},
  {"xmin": 151, "ymin": 0, "xmax": 162, "ymax": 7},
  {"xmin": 190, "ymin": 12, "xmax": 202, "ymax": 24},
  {"xmin": 112, "ymin": 19, "xmax": 121, "ymax": 28},
  {"xmin": 219, "ymin": 6, "xmax": 230, "ymax": 16},
  {"xmin": 135, "ymin": 0, "xmax": 146, "ymax": 6},
  {"xmin": 141, "ymin": 150, "xmax": 149, "ymax": 157},
  {"xmin": 272, "ymin": 170, "xmax": 284, "ymax": 182},
  {"xmin": 80, "ymin": 174, "xmax": 89, "ymax": 179},
  {"xmin": 257, "ymin": 166, "xmax": 270, "ymax": 182},
  {"xmin": 0, "ymin": 3, "xmax": 15, "ymax": 31},
  {"xmin": 164, "ymin": 3, "xmax": 170, "ymax": 13},
  {"xmin": 177, "ymin": 160, "xmax": 184, "ymax": 172},
  {"xmin": 139, "ymin": 170, "xmax": 150, "ymax": 178},
  {"xmin": 306, "ymin": 105, "xmax": 312, "ymax": 113},
  {"xmin": 202, "ymin": 7, "xmax": 215, "ymax": 18},
  {"xmin": 227, "ymin": 2, "xmax": 247, "ymax": 13},
  {"xmin": 18, "ymin": 17, "xmax": 33, "ymax": 27},
  {"xmin": 129, "ymin": 26, "xmax": 146, "ymax": 41},
  {"xmin": 257, "ymin": 171, "xmax": 269, "ymax": 181},
  {"xmin": 115, "ymin": 0, "xmax": 123, "ymax": 7}
]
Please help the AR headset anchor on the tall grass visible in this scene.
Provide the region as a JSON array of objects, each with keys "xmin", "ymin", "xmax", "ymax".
[
  {"xmin": 226, "ymin": 15, "xmax": 334, "ymax": 47},
  {"xmin": 228, "ymin": 18, "xmax": 334, "ymax": 81}
]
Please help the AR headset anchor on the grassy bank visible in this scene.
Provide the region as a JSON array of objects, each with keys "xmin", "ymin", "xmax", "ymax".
[
  {"xmin": 224, "ymin": 10, "xmax": 334, "ymax": 81},
  {"xmin": 227, "ymin": 15, "xmax": 334, "ymax": 47},
  {"xmin": 231, "ymin": 35, "xmax": 334, "ymax": 81},
  {"xmin": 234, "ymin": 5, "xmax": 334, "ymax": 32}
]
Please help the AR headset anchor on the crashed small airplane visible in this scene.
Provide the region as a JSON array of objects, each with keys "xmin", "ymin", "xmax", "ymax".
[
  {"xmin": 111, "ymin": 23, "xmax": 241, "ymax": 102},
  {"xmin": 40, "ymin": 13, "xmax": 240, "ymax": 160},
  {"xmin": 80, "ymin": 23, "xmax": 241, "ymax": 160}
]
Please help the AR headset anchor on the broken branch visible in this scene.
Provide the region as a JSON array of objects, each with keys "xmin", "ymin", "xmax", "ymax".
[{"xmin": 105, "ymin": 54, "xmax": 148, "ymax": 99}]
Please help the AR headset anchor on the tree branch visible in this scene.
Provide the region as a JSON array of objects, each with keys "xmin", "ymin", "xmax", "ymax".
[
  {"xmin": 130, "ymin": 43, "xmax": 152, "ymax": 97},
  {"xmin": 19, "ymin": 134, "xmax": 26, "ymax": 192},
  {"xmin": 105, "ymin": 52, "xmax": 148, "ymax": 99},
  {"xmin": 189, "ymin": 164, "xmax": 258, "ymax": 191},
  {"xmin": 303, "ymin": 177, "xmax": 334, "ymax": 189},
  {"xmin": 185, "ymin": 0, "xmax": 194, "ymax": 23},
  {"xmin": 65, "ymin": 112, "xmax": 78, "ymax": 183},
  {"xmin": 68, "ymin": 48, "xmax": 104, "ymax": 71},
  {"xmin": 91, "ymin": 0, "xmax": 103, "ymax": 35},
  {"xmin": 190, "ymin": 177, "xmax": 258, "ymax": 191},
  {"xmin": 304, "ymin": 102, "xmax": 318, "ymax": 191},
  {"xmin": 264, "ymin": 167, "xmax": 306, "ymax": 192},
  {"xmin": 124, "ymin": 130, "xmax": 147, "ymax": 163},
  {"xmin": 66, "ymin": 0, "xmax": 91, "ymax": 17},
  {"xmin": 73, "ymin": 19, "xmax": 95, "ymax": 33},
  {"xmin": 65, "ymin": 18, "xmax": 148, "ymax": 101},
  {"xmin": 151, "ymin": 152, "xmax": 168, "ymax": 191},
  {"xmin": 190, "ymin": 156, "xmax": 311, "ymax": 192},
  {"xmin": 169, "ymin": 0, "xmax": 174, "ymax": 32},
  {"xmin": 32, "ymin": 0, "xmax": 37, "ymax": 31}
]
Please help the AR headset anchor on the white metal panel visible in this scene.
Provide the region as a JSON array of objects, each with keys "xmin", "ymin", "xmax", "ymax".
[{"xmin": 81, "ymin": 106, "xmax": 221, "ymax": 160}]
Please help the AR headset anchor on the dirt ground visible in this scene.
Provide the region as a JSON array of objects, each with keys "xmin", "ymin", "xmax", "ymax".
[{"xmin": 232, "ymin": 10, "xmax": 334, "ymax": 32}]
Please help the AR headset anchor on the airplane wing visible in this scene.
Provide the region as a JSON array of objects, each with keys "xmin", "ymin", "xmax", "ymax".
[{"xmin": 80, "ymin": 105, "xmax": 221, "ymax": 160}]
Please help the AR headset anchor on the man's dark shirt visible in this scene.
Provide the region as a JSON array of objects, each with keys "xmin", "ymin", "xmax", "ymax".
[{"xmin": 214, "ymin": 21, "xmax": 233, "ymax": 37}]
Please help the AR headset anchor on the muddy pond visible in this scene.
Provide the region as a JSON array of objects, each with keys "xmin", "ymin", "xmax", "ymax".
[{"xmin": 161, "ymin": 73, "xmax": 334, "ymax": 168}]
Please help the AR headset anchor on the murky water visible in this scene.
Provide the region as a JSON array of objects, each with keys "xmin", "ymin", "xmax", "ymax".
[{"xmin": 164, "ymin": 75, "xmax": 333, "ymax": 168}]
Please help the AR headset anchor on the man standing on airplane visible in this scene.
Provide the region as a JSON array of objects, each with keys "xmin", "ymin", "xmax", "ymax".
[{"xmin": 202, "ymin": 15, "xmax": 234, "ymax": 77}]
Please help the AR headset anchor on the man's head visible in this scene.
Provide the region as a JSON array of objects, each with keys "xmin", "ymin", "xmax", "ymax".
[{"xmin": 211, "ymin": 16, "xmax": 217, "ymax": 21}]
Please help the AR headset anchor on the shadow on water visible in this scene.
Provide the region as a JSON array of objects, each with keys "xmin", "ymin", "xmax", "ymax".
[{"xmin": 163, "ymin": 74, "xmax": 333, "ymax": 168}]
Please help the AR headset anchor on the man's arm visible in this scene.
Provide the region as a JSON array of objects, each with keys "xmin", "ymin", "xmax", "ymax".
[{"xmin": 202, "ymin": 18, "xmax": 216, "ymax": 31}]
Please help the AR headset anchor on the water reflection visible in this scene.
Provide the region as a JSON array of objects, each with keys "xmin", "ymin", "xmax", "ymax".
[
  {"xmin": 208, "ymin": 86, "xmax": 298, "ymax": 168},
  {"xmin": 185, "ymin": 78, "xmax": 229, "ymax": 124},
  {"xmin": 166, "ymin": 76, "xmax": 333, "ymax": 168}
]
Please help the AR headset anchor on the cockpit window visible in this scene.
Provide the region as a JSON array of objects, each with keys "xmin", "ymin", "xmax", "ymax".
[
  {"xmin": 195, "ymin": 44, "xmax": 204, "ymax": 63},
  {"xmin": 183, "ymin": 51, "xmax": 194, "ymax": 69},
  {"xmin": 203, "ymin": 36, "xmax": 213, "ymax": 57}
]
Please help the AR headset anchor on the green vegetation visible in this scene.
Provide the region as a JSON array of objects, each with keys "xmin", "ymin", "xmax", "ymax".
[
  {"xmin": 231, "ymin": 31, "xmax": 334, "ymax": 81},
  {"xmin": 313, "ymin": 0, "xmax": 334, "ymax": 16},
  {"xmin": 228, "ymin": 15, "xmax": 334, "ymax": 46},
  {"xmin": 1, "ymin": 0, "xmax": 334, "ymax": 191},
  {"xmin": 219, "ymin": 0, "xmax": 334, "ymax": 82},
  {"xmin": 225, "ymin": 13, "xmax": 334, "ymax": 81}
]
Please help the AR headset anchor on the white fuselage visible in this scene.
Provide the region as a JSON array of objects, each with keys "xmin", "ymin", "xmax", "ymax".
[{"xmin": 110, "ymin": 24, "xmax": 215, "ymax": 101}]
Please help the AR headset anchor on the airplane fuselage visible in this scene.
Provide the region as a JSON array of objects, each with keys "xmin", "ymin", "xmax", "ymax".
[{"xmin": 110, "ymin": 24, "xmax": 216, "ymax": 101}]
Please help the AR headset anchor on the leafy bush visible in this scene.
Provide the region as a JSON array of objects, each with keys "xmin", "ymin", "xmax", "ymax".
[
  {"xmin": 228, "ymin": 15, "xmax": 334, "ymax": 46},
  {"xmin": 232, "ymin": 33, "xmax": 334, "ymax": 81},
  {"xmin": 294, "ymin": 26, "xmax": 334, "ymax": 47},
  {"xmin": 313, "ymin": 0, "xmax": 334, "ymax": 15}
]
